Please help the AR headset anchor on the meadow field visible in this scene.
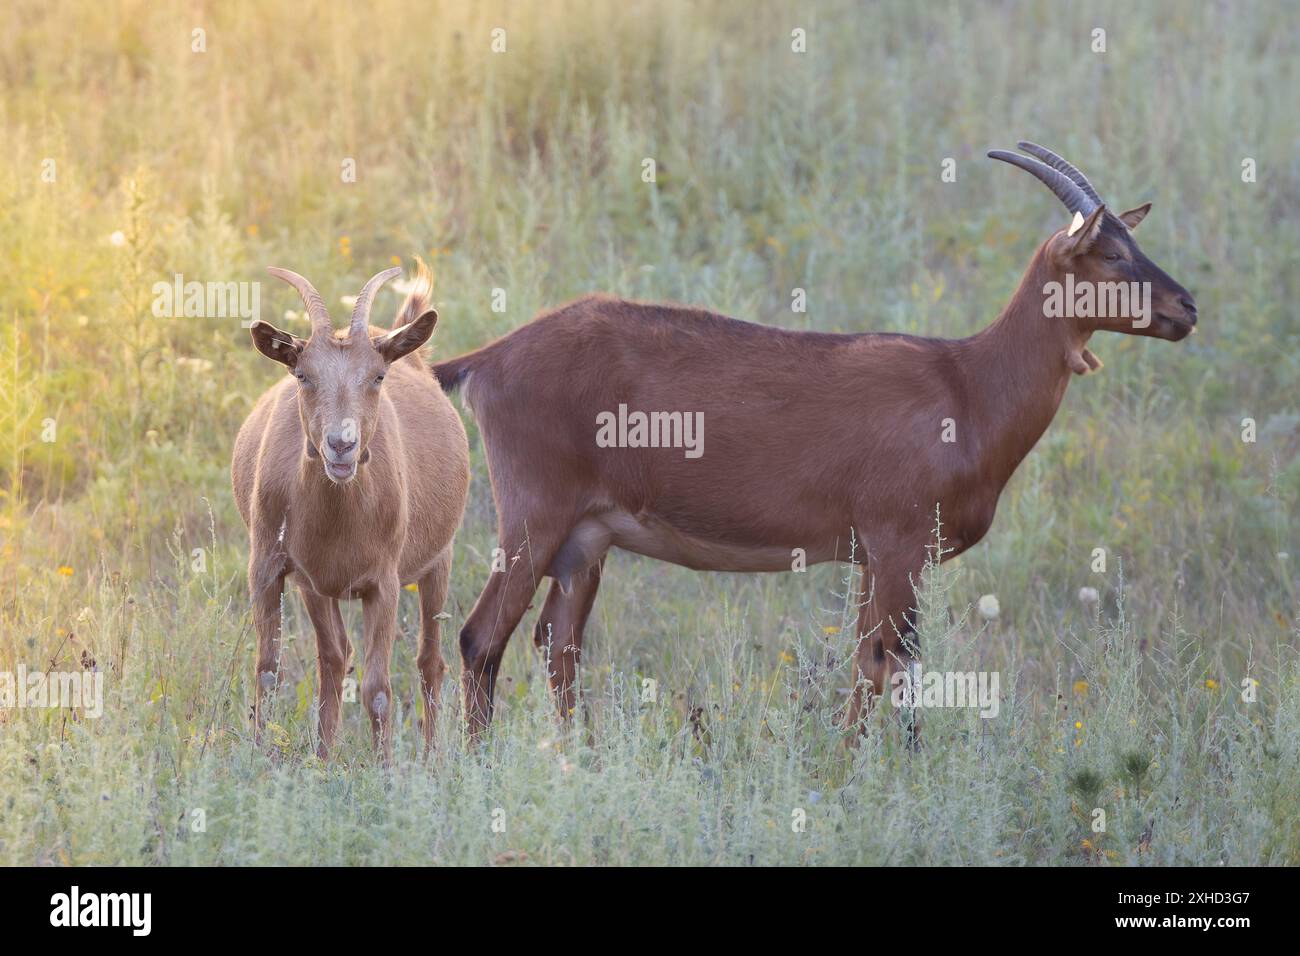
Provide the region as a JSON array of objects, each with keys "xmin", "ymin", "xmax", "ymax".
[{"xmin": 1, "ymin": 0, "xmax": 1297, "ymax": 865}]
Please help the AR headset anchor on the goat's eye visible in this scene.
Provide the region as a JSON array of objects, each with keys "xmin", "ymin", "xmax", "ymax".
[
  {"xmin": 1103, "ymin": 253, "xmax": 1121, "ymax": 262},
  {"xmin": 374, "ymin": 372, "xmax": 385, "ymax": 386}
]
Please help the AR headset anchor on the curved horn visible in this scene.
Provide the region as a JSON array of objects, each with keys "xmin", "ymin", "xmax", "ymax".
[
  {"xmin": 267, "ymin": 267, "xmax": 332, "ymax": 337},
  {"xmin": 987, "ymin": 149, "xmax": 1099, "ymax": 215},
  {"xmin": 1016, "ymin": 141, "xmax": 1103, "ymax": 206},
  {"xmin": 349, "ymin": 266, "xmax": 403, "ymax": 342}
]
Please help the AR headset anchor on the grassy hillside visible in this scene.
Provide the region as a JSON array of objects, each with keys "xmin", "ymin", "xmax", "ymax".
[{"xmin": 1, "ymin": 0, "xmax": 1297, "ymax": 864}]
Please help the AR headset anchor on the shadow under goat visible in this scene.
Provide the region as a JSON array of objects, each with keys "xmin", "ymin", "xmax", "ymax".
[{"xmin": 232, "ymin": 260, "xmax": 469, "ymax": 761}]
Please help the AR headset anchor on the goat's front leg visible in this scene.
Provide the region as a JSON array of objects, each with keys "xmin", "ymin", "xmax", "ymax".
[
  {"xmin": 843, "ymin": 554, "xmax": 922, "ymax": 741},
  {"xmin": 249, "ymin": 550, "xmax": 287, "ymax": 746},
  {"xmin": 361, "ymin": 575, "xmax": 401, "ymax": 763}
]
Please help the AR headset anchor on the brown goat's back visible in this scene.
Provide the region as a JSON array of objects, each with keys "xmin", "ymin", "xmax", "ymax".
[{"xmin": 435, "ymin": 294, "xmax": 968, "ymax": 569}]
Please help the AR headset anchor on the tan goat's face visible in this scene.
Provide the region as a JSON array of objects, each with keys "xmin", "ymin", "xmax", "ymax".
[
  {"xmin": 291, "ymin": 333, "xmax": 388, "ymax": 483},
  {"xmin": 250, "ymin": 297, "xmax": 438, "ymax": 484},
  {"xmin": 1045, "ymin": 203, "xmax": 1199, "ymax": 342}
]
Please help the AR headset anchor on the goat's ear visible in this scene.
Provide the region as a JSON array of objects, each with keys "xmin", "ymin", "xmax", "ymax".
[
  {"xmin": 250, "ymin": 320, "xmax": 305, "ymax": 367},
  {"xmin": 1118, "ymin": 202, "xmax": 1151, "ymax": 230},
  {"xmin": 1062, "ymin": 204, "xmax": 1106, "ymax": 256},
  {"xmin": 375, "ymin": 309, "xmax": 438, "ymax": 363}
]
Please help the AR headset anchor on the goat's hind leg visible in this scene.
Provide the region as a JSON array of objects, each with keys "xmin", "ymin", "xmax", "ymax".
[
  {"xmin": 416, "ymin": 546, "xmax": 453, "ymax": 755},
  {"xmin": 533, "ymin": 555, "xmax": 606, "ymax": 725},
  {"xmin": 300, "ymin": 585, "xmax": 350, "ymax": 759},
  {"xmin": 459, "ymin": 519, "xmax": 566, "ymax": 741}
]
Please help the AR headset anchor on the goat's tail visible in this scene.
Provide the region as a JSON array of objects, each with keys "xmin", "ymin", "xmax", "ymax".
[
  {"xmin": 394, "ymin": 256, "xmax": 434, "ymax": 331},
  {"xmin": 398, "ymin": 255, "xmax": 478, "ymax": 392},
  {"xmin": 429, "ymin": 351, "xmax": 480, "ymax": 393}
]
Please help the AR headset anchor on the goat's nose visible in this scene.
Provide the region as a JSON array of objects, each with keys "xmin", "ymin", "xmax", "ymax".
[
  {"xmin": 1179, "ymin": 297, "xmax": 1198, "ymax": 322},
  {"xmin": 327, "ymin": 434, "xmax": 356, "ymax": 457}
]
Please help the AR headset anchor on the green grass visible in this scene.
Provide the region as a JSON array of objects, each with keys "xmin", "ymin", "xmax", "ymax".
[{"xmin": 1, "ymin": 0, "xmax": 1297, "ymax": 865}]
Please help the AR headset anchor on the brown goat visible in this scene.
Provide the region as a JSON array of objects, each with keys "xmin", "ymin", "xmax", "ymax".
[
  {"xmin": 233, "ymin": 261, "xmax": 469, "ymax": 760},
  {"xmin": 433, "ymin": 142, "xmax": 1197, "ymax": 737}
]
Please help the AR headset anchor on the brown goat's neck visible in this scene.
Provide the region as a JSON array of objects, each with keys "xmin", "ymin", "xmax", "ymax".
[{"xmin": 958, "ymin": 245, "xmax": 1085, "ymax": 486}]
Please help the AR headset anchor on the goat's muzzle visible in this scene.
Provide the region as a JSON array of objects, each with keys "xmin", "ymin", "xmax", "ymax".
[
  {"xmin": 1156, "ymin": 297, "xmax": 1198, "ymax": 341},
  {"xmin": 321, "ymin": 442, "xmax": 370, "ymax": 484},
  {"xmin": 324, "ymin": 456, "xmax": 357, "ymax": 483}
]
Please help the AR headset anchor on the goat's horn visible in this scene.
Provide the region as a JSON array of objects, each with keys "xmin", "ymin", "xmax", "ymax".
[
  {"xmin": 267, "ymin": 267, "xmax": 332, "ymax": 336},
  {"xmin": 1016, "ymin": 141, "xmax": 1104, "ymax": 207},
  {"xmin": 349, "ymin": 266, "xmax": 403, "ymax": 342},
  {"xmin": 987, "ymin": 149, "xmax": 1099, "ymax": 216}
]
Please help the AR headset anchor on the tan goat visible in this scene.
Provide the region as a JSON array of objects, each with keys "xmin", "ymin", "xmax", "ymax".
[{"xmin": 232, "ymin": 261, "xmax": 469, "ymax": 760}]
